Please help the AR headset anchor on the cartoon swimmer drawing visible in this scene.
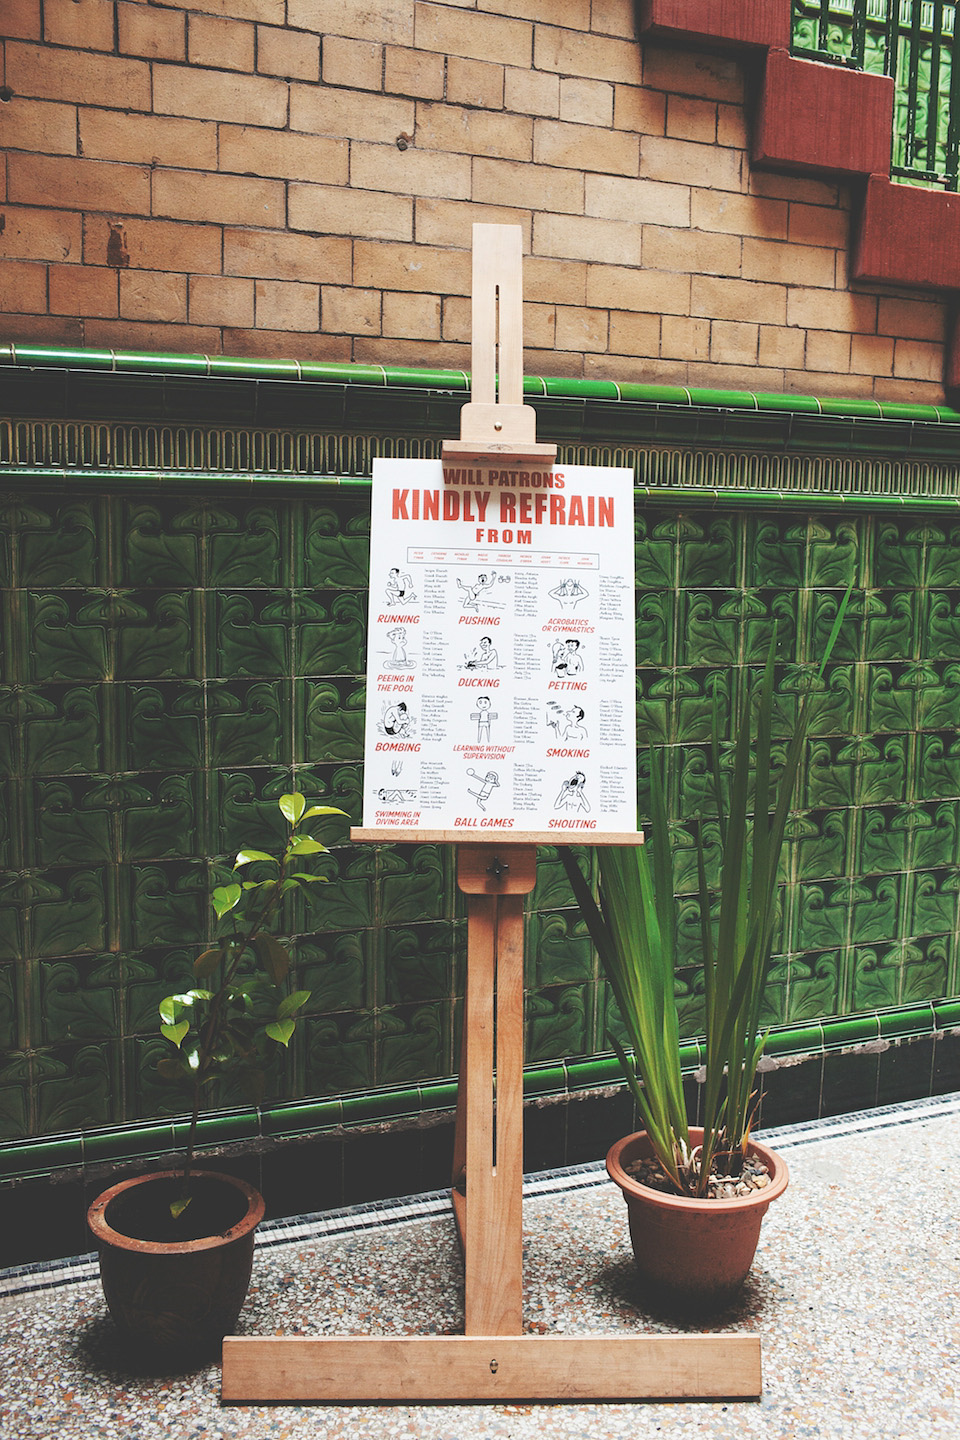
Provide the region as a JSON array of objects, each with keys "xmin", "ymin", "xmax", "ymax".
[
  {"xmin": 471, "ymin": 695, "xmax": 497, "ymax": 744},
  {"xmin": 551, "ymin": 637, "xmax": 584, "ymax": 678},
  {"xmin": 385, "ymin": 567, "xmax": 416, "ymax": 605},
  {"xmin": 554, "ymin": 771, "xmax": 590, "ymax": 813},
  {"xmin": 457, "ymin": 570, "xmax": 498, "ymax": 611},
  {"xmin": 464, "ymin": 634, "xmax": 500, "ymax": 671},
  {"xmin": 466, "ymin": 768, "xmax": 500, "ymax": 811},
  {"xmin": 381, "ymin": 626, "xmax": 416, "ymax": 671},
  {"xmin": 380, "ymin": 701, "xmax": 413, "ymax": 738},
  {"xmin": 548, "ymin": 577, "xmax": 589, "ymax": 610},
  {"xmin": 388, "ymin": 627, "xmax": 409, "ymax": 664}
]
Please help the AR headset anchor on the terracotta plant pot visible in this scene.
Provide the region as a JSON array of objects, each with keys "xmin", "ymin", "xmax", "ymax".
[
  {"xmin": 87, "ymin": 1169, "xmax": 265, "ymax": 1361},
  {"xmin": 606, "ymin": 1128, "xmax": 789, "ymax": 1314}
]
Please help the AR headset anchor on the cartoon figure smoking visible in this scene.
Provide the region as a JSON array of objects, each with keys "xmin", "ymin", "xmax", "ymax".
[{"xmin": 546, "ymin": 704, "xmax": 587, "ymax": 743}]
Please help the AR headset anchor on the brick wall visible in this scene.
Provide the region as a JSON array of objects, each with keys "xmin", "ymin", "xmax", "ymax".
[{"xmin": 0, "ymin": 0, "xmax": 948, "ymax": 401}]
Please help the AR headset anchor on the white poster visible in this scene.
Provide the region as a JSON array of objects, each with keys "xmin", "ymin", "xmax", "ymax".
[{"xmin": 361, "ymin": 457, "xmax": 637, "ymax": 837}]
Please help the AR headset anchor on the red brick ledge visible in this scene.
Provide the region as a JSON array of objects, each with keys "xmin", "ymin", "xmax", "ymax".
[
  {"xmin": 854, "ymin": 175, "xmax": 960, "ymax": 290},
  {"xmin": 753, "ymin": 50, "xmax": 894, "ymax": 177},
  {"xmin": 637, "ymin": 0, "xmax": 791, "ymax": 50},
  {"xmin": 638, "ymin": 0, "xmax": 960, "ymax": 396}
]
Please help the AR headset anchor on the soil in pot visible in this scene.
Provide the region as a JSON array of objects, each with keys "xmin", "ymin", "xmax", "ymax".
[
  {"xmin": 104, "ymin": 1174, "xmax": 250, "ymax": 1244},
  {"xmin": 88, "ymin": 1169, "xmax": 264, "ymax": 1363},
  {"xmin": 624, "ymin": 1151, "xmax": 773, "ymax": 1200},
  {"xmin": 606, "ymin": 1129, "xmax": 789, "ymax": 1316}
]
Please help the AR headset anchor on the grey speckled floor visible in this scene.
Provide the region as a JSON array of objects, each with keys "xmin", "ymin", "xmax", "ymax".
[{"xmin": 3, "ymin": 1094, "xmax": 960, "ymax": 1440}]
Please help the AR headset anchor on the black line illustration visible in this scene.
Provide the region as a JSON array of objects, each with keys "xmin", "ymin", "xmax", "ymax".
[
  {"xmin": 463, "ymin": 634, "xmax": 501, "ymax": 671},
  {"xmin": 546, "ymin": 703, "xmax": 587, "ymax": 742},
  {"xmin": 554, "ymin": 770, "xmax": 590, "ymax": 813},
  {"xmin": 470, "ymin": 695, "xmax": 498, "ymax": 744},
  {"xmin": 379, "ymin": 701, "xmax": 415, "ymax": 738},
  {"xmin": 456, "ymin": 570, "xmax": 507, "ymax": 611},
  {"xmin": 547, "ymin": 576, "xmax": 589, "ymax": 610},
  {"xmin": 385, "ymin": 567, "xmax": 417, "ymax": 604},
  {"xmin": 551, "ymin": 637, "xmax": 585, "ymax": 677},
  {"xmin": 466, "ymin": 768, "xmax": 500, "ymax": 811}
]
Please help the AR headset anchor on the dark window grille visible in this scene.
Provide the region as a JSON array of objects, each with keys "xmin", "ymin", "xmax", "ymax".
[{"xmin": 792, "ymin": 0, "xmax": 960, "ymax": 190}]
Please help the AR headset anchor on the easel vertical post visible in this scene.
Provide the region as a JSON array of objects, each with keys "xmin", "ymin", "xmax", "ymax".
[
  {"xmin": 470, "ymin": 224, "xmax": 524, "ymax": 409},
  {"xmin": 455, "ymin": 846, "xmax": 534, "ymax": 1335},
  {"xmin": 442, "ymin": 222, "xmax": 557, "ymax": 464}
]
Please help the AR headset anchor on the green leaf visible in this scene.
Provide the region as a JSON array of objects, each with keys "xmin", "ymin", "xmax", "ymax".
[
  {"xmin": 560, "ymin": 842, "xmax": 688, "ymax": 1189},
  {"xmin": 562, "ymin": 580, "xmax": 856, "ymax": 1193},
  {"xmin": 277, "ymin": 988, "xmax": 311, "ymax": 1020},
  {"xmin": 160, "ymin": 1019, "xmax": 190, "ymax": 1047},
  {"xmin": 279, "ymin": 792, "xmax": 306, "ymax": 825},
  {"xmin": 288, "ymin": 835, "xmax": 326, "ymax": 855},
  {"xmin": 254, "ymin": 932, "xmax": 291, "ymax": 985},
  {"xmin": 817, "ymin": 580, "xmax": 854, "ymax": 683},
  {"xmin": 212, "ymin": 883, "xmax": 242, "ymax": 919},
  {"xmin": 265, "ymin": 1019, "xmax": 296, "ymax": 1046},
  {"xmin": 169, "ymin": 1196, "xmax": 192, "ymax": 1220},
  {"xmin": 158, "ymin": 994, "xmax": 181, "ymax": 1026},
  {"xmin": 234, "ymin": 849, "xmax": 278, "ymax": 868},
  {"xmin": 290, "ymin": 872, "xmax": 328, "ymax": 883},
  {"xmin": 193, "ymin": 947, "xmax": 222, "ymax": 980},
  {"xmin": 301, "ymin": 805, "xmax": 348, "ymax": 819}
]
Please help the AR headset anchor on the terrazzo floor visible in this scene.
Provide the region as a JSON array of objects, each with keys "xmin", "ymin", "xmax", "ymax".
[{"xmin": 2, "ymin": 1093, "xmax": 959, "ymax": 1440}]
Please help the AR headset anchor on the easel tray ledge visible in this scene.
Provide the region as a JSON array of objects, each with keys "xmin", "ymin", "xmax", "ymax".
[{"xmin": 350, "ymin": 828, "xmax": 645, "ymax": 846}]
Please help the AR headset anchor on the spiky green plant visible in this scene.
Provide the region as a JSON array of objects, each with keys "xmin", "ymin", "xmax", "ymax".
[{"xmin": 562, "ymin": 591, "xmax": 850, "ymax": 1196}]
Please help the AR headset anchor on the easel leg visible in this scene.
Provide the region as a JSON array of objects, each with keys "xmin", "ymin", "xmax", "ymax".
[{"xmin": 459, "ymin": 891, "xmax": 524, "ymax": 1336}]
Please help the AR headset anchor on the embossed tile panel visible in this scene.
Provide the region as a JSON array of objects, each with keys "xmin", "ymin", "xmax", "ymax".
[{"xmin": 3, "ymin": 491, "xmax": 960, "ymax": 1140}]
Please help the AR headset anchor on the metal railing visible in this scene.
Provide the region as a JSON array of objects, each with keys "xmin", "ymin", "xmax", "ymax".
[{"xmin": 793, "ymin": 0, "xmax": 960, "ymax": 189}]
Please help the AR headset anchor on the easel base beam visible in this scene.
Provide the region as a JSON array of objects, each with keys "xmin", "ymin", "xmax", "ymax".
[{"xmin": 221, "ymin": 1334, "xmax": 762, "ymax": 1403}]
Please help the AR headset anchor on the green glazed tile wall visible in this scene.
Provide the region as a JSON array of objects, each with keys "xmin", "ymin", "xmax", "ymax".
[{"xmin": 2, "ymin": 490, "xmax": 960, "ymax": 1140}]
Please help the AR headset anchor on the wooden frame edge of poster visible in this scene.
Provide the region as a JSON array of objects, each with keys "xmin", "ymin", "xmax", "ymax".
[{"xmin": 350, "ymin": 827, "xmax": 644, "ymax": 845}]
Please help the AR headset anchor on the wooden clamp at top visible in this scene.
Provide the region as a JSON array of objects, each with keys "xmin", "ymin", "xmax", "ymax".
[{"xmin": 442, "ymin": 223, "xmax": 558, "ymax": 466}]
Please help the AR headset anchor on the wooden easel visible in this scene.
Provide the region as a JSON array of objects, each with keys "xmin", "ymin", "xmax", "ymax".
[{"xmin": 220, "ymin": 227, "xmax": 762, "ymax": 1404}]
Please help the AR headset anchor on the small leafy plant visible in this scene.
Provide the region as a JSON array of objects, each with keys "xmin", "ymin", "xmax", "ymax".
[
  {"xmin": 158, "ymin": 792, "xmax": 346, "ymax": 1216},
  {"xmin": 562, "ymin": 593, "xmax": 850, "ymax": 1197}
]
